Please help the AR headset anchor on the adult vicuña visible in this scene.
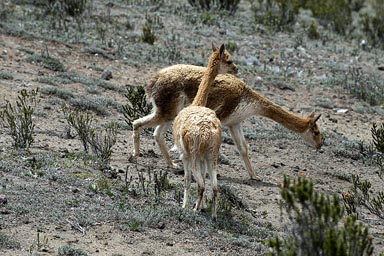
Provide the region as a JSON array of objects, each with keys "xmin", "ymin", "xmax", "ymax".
[
  {"xmin": 174, "ymin": 43, "xmax": 237, "ymax": 220},
  {"xmin": 132, "ymin": 60, "xmax": 322, "ymax": 181}
]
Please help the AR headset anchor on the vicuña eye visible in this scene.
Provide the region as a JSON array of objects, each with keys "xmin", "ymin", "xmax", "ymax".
[
  {"xmin": 314, "ymin": 131, "xmax": 320, "ymax": 136},
  {"xmin": 227, "ymin": 61, "xmax": 233, "ymax": 65}
]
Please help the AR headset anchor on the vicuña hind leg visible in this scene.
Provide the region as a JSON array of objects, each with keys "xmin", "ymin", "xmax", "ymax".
[
  {"xmin": 193, "ymin": 168, "xmax": 205, "ymax": 212},
  {"xmin": 154, "ymin": 122, "xmax": 177, "ymax": 168},
  {"xmin": 182, "ymin": 155, "xmax": 192, "ymax": 208},
  {"xmin": 228, "ymin": 124, "xmax": 260, "ymax": 180},
  {"xmin": 206, "ymin": 159, "xmax": 218, "ymax": 221},
  {"xmin": 132, "ymin": 112, "xmax": 163, "ymax": 157}
]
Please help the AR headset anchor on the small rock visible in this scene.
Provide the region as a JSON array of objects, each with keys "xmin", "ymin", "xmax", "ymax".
[
  {"xmin": 244, "ymin": 56, "xmax": 261, "ymax": 66},
  {"xmin": 336, "ymin": 109, "xmax": 348, "ymax": 114},
  {"xmin": 274, "ymin": 81, "xmax": 295, "ymax": 91},
  {"xmin": 157, "ymin": 222, "xmax": 165, "ymax": 230},
  {"xmin": 254, "ymin": 76, "xmax": 263, "ymax": 85},
  {"xmin": 0, "ymin": 195, "xmax": 7, "ymax": 205},
  {"xmin": 101, "ymin": 69, "xmax": 112, "ymax": 80}
]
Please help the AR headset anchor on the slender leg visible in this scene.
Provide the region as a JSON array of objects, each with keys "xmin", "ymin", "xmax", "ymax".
[
  {"xmin": 132, "ymin": 112, "xmax": 162, "ymax": 157},
  {"xmin": 228, "ymin": 124, "xmax": 259, "ymax": 180},
  {"xmin": 182, "ymin": 154, "xmax": 191, "ymax": 208},
  {"xmin": 154, "ymin": 122, "xmax": 177, "ymax": 168},
  {"xmin": 193, "ymin": 160, "xmax": 205, "ymax": 212},
  {"xmin": 207, "ymin": 159, "xmax": 218, "ymax": 221}
]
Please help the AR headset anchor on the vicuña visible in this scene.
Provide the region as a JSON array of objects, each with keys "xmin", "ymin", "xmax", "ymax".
[{"xmin": 133, "ymin": 56, "xmax": 322, "ymax": 180}]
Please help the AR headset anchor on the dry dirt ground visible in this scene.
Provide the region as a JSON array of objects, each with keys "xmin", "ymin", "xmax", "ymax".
[{"xmin": 0, "ymin": 1, "xmax": 384, "ymax": 255}]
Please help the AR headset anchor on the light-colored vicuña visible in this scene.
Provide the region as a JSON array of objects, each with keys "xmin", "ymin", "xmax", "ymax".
[
  {"xmin": 133, "ymin": 61, "xmax": 322, "ymax": 181},
  {"xmin": 173, "ymin": 43, "xmax": 237, "ymax": 220}
]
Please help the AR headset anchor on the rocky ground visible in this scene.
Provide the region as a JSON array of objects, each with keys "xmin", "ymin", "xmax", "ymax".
[{"xmin": 0, "ymin": 0, "xmax": 383, "ymax": 255}]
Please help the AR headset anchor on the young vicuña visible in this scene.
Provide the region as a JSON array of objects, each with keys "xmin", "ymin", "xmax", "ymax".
[{"xmin": 173, "ymin": 43, "xmax": 237, "ymax": 220}]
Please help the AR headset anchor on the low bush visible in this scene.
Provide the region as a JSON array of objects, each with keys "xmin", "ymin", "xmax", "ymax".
[
  {"xmin": 267, "ymin": 176, "xmax": 374, "ymax": 256},
  {"xmin": 0, "ymin": 89, "xmax": 39, "ymax": 149},
  {"xmin": 188, "ymin": 0, "xmax": 241, "ymax": 14},
  {"xmin": 122, "ymin": 85, "xmax": 152, "ymax": 130}
]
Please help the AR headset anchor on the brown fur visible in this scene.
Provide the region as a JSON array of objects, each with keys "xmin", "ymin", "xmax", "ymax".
[{"xmin": 133, "ymin": 62, "xmax": 322, "ymax": 180}]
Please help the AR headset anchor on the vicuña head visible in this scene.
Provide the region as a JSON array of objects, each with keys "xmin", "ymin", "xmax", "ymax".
[
  {"xmin": 191, "ymin": 42, "xmax": 238, "ymax": 107},
  {"xmin": 209, "ymin": 42, "xmax": 238, "ymax": 75},
  {"xmin": 301, "ymin": 112, "xmax": 322, "ymax": 150}
]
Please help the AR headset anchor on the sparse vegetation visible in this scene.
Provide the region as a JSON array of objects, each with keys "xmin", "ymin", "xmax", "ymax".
[
  {"xmin": 0, "ymin": 232, "xmax": 20, "ymax": 250},
  {"xmin": 141, "ymin": 21, "xmax": 156, "ymax": 45},
  {"xmin": 88, "ymin": 122, "xmax": 118, "ymax": 170},
  {"xmin": 342, "ymin": 123, "xmax": 384, "ymax": 220},
  {"xmin": 342, "ymin": 174, "xmax": 384, "ymax": 220},
  {"xmin": 58, "ymin": 245, "xmax": 88, "ymax": 256},
  {"xmin": 0, "ymin": 71, "xmax": 14, "ymax": 80},
  {"xmin": 0, "ymin": 88, "xmax": 39, "ymax": 149},
  {"xmin": 188, "ymin": 0, "xmax": 241, "ymax": 14},
  {"xmin": 62, "ymin": 106, "xmax": 118, "ymax": 169},
  {"xmin": 62, "ymin": 105, "xmax": 94, "ymax": 152},
  {"xmin": 25, "ymin": 53, "xmax": 65, "ymax": 72}
]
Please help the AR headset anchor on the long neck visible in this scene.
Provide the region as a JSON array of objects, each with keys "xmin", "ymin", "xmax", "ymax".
[
  {"xmin": 191, "ymin": 56, "xmax": 219, "ymax": 107},
  {"xmin": 250, "ymin": 90, "xmax": 310, "ymax": 133}
]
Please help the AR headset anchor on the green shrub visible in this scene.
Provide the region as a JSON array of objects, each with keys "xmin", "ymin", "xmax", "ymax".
[
  {"xmin": 371, "ymin": 122, "xmax": 384, "ymax": 154},
  {"xmin": 254, "ymin": 0, "xmax": 364, "ymax": 35},
  {"xmin": 88, "ymin": 122, "xmax": 118, "ymax": 170},
  {"xmin": 62, "ymin": 106, "xmax": 94, "ymax": 152},
  {"xmin": 188, "ymin": 0, "xmax": 241, "ymax": 14},
  {"xmin": 40, "ymin": 86, "xmax": 74, "ymax": 100},
  {"xmin": 343, "ymin": 66, "xmax": 384, "ymax": 106},
  {"xmin": 343, "ymin": 174, "xmax": 384, "ymax": 220},
  {"xmin": 58, "ymin": 244, "xmax": 88, "ymax": 256},
  {"xmin": 37, "ymin": 0, "xmax": 88, "ymax": 31},
  {"xmin": 0, "ymin": 89, "xmax": 39, "ymax": 149},
  {"xmin": 141, "ymin": 22, "xmax": 156, "ymax": 45},
  {"xmin": 253, "ymin": 0, "xmax": 299, "ymax": 32},
  {"xmin": 122, "ymin": 85, "xmax": 152, "ymax": 130},
  {"xmin": 267, "ymin": 176, "xmax": 374, "ymax": 256},
  {"xmin": 62, "ymin": 106, "xmax": 117, "ymax": 169},
  {"xmin": 0, "ymin": 71, "xmax": 13, "ymax": 80},
  {"xmin": 360, "ymin": 0, "xmax": 384, "ymax": 49},
  {"xmin": 0, "ymin": 232, "xmax": 20, "ymax": 250},
  {"xmin": 307, "ymin": 21, "xmax": 320, "ymax": 40}
]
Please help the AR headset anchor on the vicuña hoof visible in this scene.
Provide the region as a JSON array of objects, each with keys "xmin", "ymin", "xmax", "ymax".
[{"xmin": 250, "ymin": 175, "xmax": 262, "ymax": 182}]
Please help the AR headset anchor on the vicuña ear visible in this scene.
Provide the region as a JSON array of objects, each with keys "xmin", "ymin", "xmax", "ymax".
[
  {"xmin": 219, "ymin": 44, "xmax": 225, "ymax": 58},
  {"xmin": 212, "ymin": 42, "xmax": 217, "ymax": 52},
  {"xmin": 309, "ymin": 114, "xmax": 321, "ymax": 128},
  {"xmin": 314, "ymin": 114, "xmax": 321, "ymax": 123}
]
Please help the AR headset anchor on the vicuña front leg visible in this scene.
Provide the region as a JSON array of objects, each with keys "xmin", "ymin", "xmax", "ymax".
[{"xmin": 228, "ymin": 124, "xmax": 260, "ymax": 180}]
